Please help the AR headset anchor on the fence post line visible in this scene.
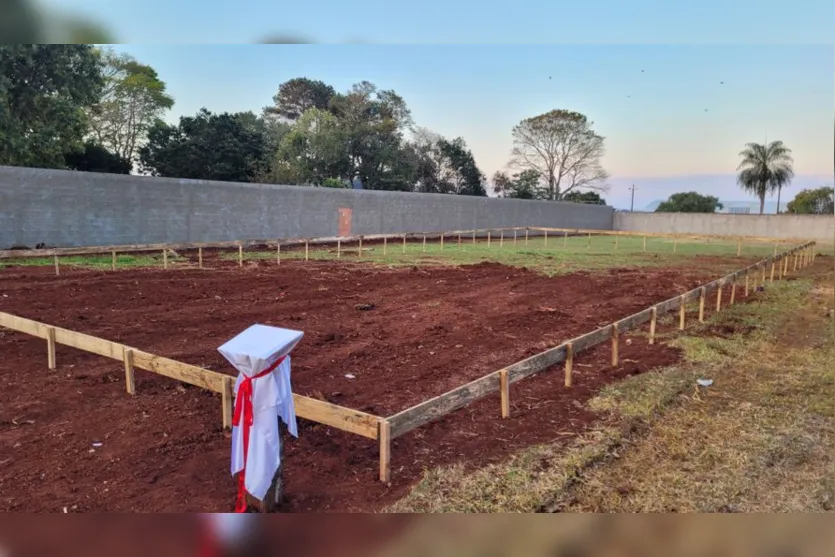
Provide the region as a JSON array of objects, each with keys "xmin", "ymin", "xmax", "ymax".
[
  {"xmin": 276, "ymin": 243, "xmax": 281, "ymax": 265},
  {"xmin": 198, "ymin": 246, "xmax": 203, "ymax": 269},
  {"xmin": 337, "ymin": 238, "xmax": 341, "ymax": 258},
  {"xmin": 770, "ymin": 260, "xmax": 775, "ymax": 283},
  {"xmin": 54, "ymin": 255, "xmax": 60, "ymax": 276},
  {"xmin": 679, "ymin": 295, "xmax": 686, "ymax": 330},
  {"xmin": 46, "ymin": 326, "xmax": 56, "ymax": 370},
  {"xmin": 716, "ymin": 282, "xmax": 723, "ymax": 311},
  {"xmin": 379, "ymin": 420, "xmax": 391, "ymax": 483},
  {"xmin": 611, "ymin": 323, "xmax": 619, "ymax": 367},
  {"xmin": 698, "ymin": 287, "xmax": 706, "ymax": 322},
  {"xmin": 440, "ymin": 233, "xmax": 444, "ymax": 250},
  {"xmin": 565, "ymin": 342, "xmax": 574, "ymax": 387},
  {"xmin": 237, "ymin": 245, "xmax": 243, "ymax": 267},
  {"xmin": 649, "ymin": 306, "xmax": 657, "ymax": 344},
  {"xmin": 730, "ymin": 279, "xmax": 737, "ymax": 305},
  {"xmin": 499, "ymin": 369, "xmax": 510, "ymax": 418},
  {"xmin": 487, "ymin": 232, "xmax": 491, "ymax": 248},
  {"xmin": 111, "ymin": 250, "xmax": 116, "ymax": 271}
]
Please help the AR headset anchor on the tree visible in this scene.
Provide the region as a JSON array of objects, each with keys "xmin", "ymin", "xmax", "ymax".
[
  {"xmin": 563, "ymin": 190, "xmax": 606, "ymax": 205},
  {"xmin": 64, "ymin": 142, "xmax": 132, "ymax": 174},
  {"xmin": 507, "ymin": 109, "xmax": 609, "ymax": 201},
  {"xmin": 492, "ymin": 169, "xmax": 541, "ymax": 199},
  {"xmin": 410, "ymin": 129, "xmax": 486, "ymax": 196},
  {"xmin": 0, "ymin": 44, "xmax": 103, "ymax": 168},
  {"xmin": 736, "ymin": 141, "xmax": 794, "ymax": 214},
  {"xmin": 265, "ymin": 78, "xmax": 335, "ymax": 121},
  {"xmin": 655, "ymin": 192, "xmax": 723, "ymax": 213},
  {"xmin": 87, "ymin": 48, "xmax": 174, "ymax": 164},
  {"xmin": 138, "ymin": 108, "xmax": 268, "ymax": 182},
  {"xmin": 786, "ymin": 187, "xmax": 834, "ymax": 215},
  {"xmin": 276, "ymin": 107, "xmax": 350, "ymax": 185}
]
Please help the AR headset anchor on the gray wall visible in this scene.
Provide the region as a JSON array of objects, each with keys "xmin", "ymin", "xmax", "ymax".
[
  {"xmin": 1, "ymin": 166, "xmax": 615, "ymax": 248},
  {"xmin": 614, "ymin": 211, "xmax": 835, "ymax": 245}
]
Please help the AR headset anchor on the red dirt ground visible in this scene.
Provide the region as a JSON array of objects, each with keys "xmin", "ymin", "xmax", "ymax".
[{"xmin": 0, "ymin": 255, "xmax": 760, "ymax": 512}]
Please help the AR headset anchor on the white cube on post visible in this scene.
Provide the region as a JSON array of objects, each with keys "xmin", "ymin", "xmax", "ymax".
[{"xmin": 218, "ymin": 324, "xmax": 304, "ymax": 513}]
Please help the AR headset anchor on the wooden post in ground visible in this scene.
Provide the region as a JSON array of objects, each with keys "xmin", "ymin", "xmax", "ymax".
[
  {"xmin": 458, "ymin": 234, "xmax": 462, "ymax": 249},
  {"xmin": 716, "ymin": 283, "xmax": 723, "ymax": 311},
  {"xmin": 761, "ymin": 264, "xmax": 766, "ymax": 283},
  {"xmin": 730, "ymin": 280, "xmax": 737, "ymax": 305},
  {"xmin": 499, "ymin": 369, "xmax": 510, "ymax": 418},
  {"xmin": 784, "ymin": 254, "xmax": 789, "ymax": 276},
  {"xmin": 305, "ymin": 240, "xmax": 309, "ymax": 261},
  {"xmin": 679, "ymin": 295, "xmax": 686, "ymax": 330},
  {"xmin": 770, "ymin": 261, "xmax": 775, "ymax": 282},
  {"xmin": 383, "ymin": 236, "xmax": 387, "ymax": 256},
  {"xmin": 793, "ymin": 252, "xmax": 798, "ymax": 271},
  {"xmin": 745, "ymin": 272, "xmax": 749, "ymax": 296},
  {"xmin": 487, "ymin": 232, "xmax": 491, "ymax": 248},
  {"xmin": 500, "ymin": 230, "xmax": 504, "ymax": 248},
  {"xmin": 403, "ymin": 235, "xmax": 407, "ymax": 253},
  {"xmin": 698, "ymin": 287, "xmax": 706, "ymax": 322},
  {"xmin": 778, "ymin": 256, "xmax": 784, "ymax": 279},
  {"xmin": 198, "ymin": 247, "xmax": 203, "ymax": 269},
  {"xmin": 649, "ymin": 307, "xmax": 657, "ymax": 344},
  {"xmin": 773, "ymin": 244, "xmax": 778, "ymax": 257},
  {"xmin": 358, "ymin": 236, "xmax": 363, "ymax": 258},
  {"xmin": 379, "ymin": 420, "xmax": 391, "ymax": 483},
  {"xmin": 514, "ymin": 230, "xmax": 517, "ymax": 246},
  {"xmin": 111, "ymin": 251, "xmax": 116, "ymax": 271},
  {"xmin": 440, "ymin": 233, "xmax": 444, "ymax": 250},
  {"xmin": 54, "ymin": 255, "xmax": 60, "ymax": 276},
  {"xmin": 565, "ymin": 342, "xmax": 574, "ymax": 387},
  {"xmin": 611, "ymin": 323, "xmax": 619, "ymax": 367},
  {"xmin": 238, "ymin": 245, "xmax": 243, "ymax": 267},
  {"xmin": 544, "ymin": 230, "xmax": 548, "ymax": 248},
  {"xmin": 46, "ymin": 326, "xmax": 56, "ymax": 370},
  {"xmin": 337, "ymin": 239, "xmax": 341, "ymax": 258},
  {"xmin": 525, "ymin": 229, "xmax": 529, "ymax": 246},
  {"xmin": 473, "ymin": 230, "xmax": 476, "ymax": 244},
  {"xmin": 163, "ymin": 249, "xmax": 168, "ymax": 270},
  {"xmin": 123, "ymin": 347, "xmax": 136, "ymax": 395},
  {"xmin": 222, "ymin": 376, "xmax": 233, "ymax": 430},
  {"xmin": 587, "ymin": 232, "xmax": 592, "ymax": 249},
  {"xmin": 276, "ymin": 243, "xmax": 281, "ymax": 265},
  {"xmin": 563, "ymin": 230, "xmax": 568, "ymax": 248}
]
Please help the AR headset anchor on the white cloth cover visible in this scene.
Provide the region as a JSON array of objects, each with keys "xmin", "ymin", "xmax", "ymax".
[{"xmin": 217, "ymin": 324, "xmax": 303, "ymax": 501}]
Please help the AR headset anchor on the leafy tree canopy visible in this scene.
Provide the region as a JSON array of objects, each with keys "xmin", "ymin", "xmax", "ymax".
[
  {"xmin": 785, "ymin": 187, "xmax": 834, "ymax": 215},
  {"xmin": 655, "ymin": 191, "xmax": 724, "ymax": 213}
]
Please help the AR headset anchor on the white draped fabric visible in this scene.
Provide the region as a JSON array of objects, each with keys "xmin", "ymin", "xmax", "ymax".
[{"xmin": 218, "ymin": 324, "xmax": 303, "ymax": 501}]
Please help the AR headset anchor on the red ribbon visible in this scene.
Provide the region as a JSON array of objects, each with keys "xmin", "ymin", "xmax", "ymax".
[{"xmin": 233, "ymin": 355, "xmax": 286, "ymax": 513}]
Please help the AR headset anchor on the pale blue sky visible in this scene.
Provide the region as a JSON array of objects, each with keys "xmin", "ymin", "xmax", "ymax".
[{"xmin": 105, "ymin": 44, "xmax": 833, "ymax": 209}]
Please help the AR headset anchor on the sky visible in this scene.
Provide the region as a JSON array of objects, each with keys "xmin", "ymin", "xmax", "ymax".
[{"xmin": 36, "ymin": 1, "xmax": 834, "ymax": 210}]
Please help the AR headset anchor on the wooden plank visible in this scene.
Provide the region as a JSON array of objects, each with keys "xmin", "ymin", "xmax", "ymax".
[
  {"xmin": 699, "ymin": 287, "xmax": 706, "ymax": 322},
  {"xmin": 499, "ymin": 369, "xmax": 510, "ymax": 418},
  {"xmin": 293, "ymin": 395, "xmax": 380, "ymax": 440},
  {"xmin": 46, "ymin": 326, "xmax": 56, "ymax": 370},
  {"xmin": 123, "ymin": 347, "xmax": 136, "ymax": 395},
  {"xmin": 611, "ymin": 322, "xmax": 619, "ymax": 367},
  {"xmin": 615, "ymin": 307, "xmax": 653, "ymax": 333},
  {"xmin": 0, "ymin": 312, "xmax": 48, "ymax": 339},
  {"xmin": 730, "ymin": 282, "xmax": 736, "ymax": 305},
  {"xmin": 572, "ymin": 324, "xmax": 615, "ymax": 355},
  {"xmin": 379, "ymin": 420, "xmax": 391, "ymax": 483},
  {"xmin": 506, "ymin": 343, "xmax": 569, "ymax": 384},
  {"xmin": 388, "ymin": 372, "xmax": 500, "ymax": 438},
  {"xmin": 716, "ymin": 285, "xmax": 723, "ymax": 311},
  {"xmin": 565, "ymin": 342, "xmax": 574, "ymax": 387},
  {"xmin": 198, "ymin": 247, "xmax": 203, "ymax": 269},
  {"xmin": 222, "ymin": 376, "xmax": 233, "ymax": 430},
  {"xmin": 53, "ymin": 328, "xmax": 125, "ymax": 361},
  {"xmin": 679, "ymin": 295, "xmax": 686, "ymax": 330},
  {"xmin": 130, "ymin": 349, "xmax": 225, "ymax": 392}
]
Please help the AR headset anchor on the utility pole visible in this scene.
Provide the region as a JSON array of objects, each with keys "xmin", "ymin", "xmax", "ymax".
[{"xmin": 629, "ymin": 184, "xmax": 637, "ymax": 212}]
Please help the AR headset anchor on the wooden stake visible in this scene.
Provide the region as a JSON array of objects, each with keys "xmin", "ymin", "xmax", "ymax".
[
  {"xmin": 745, "ymin": 273, "xmax": 749, "ymax": 296},
  {"xmin": 383, "ymin": 236, "xmax": 387, "ymax": 256},
  {"xmin": 698, "ymin": 287, "xmax": 706, "ymax": 322},
  {"xmin": 761, "ymin": 264, "xmax": 766, "ymax": 283},
  {"xmin": 514, "ymin": 230, "xmax": 517, "ymax": 246},
  {"xmin": 793, "ymin": 252, "xmax": 798, "ymax": 271},
  {"xmin": 423, "ymin": 235, "xmax": 427, "ymax": 251},
  {"xmin": 525, "ymin": 229, "xmax": 529, "ymax": 246},
  {"xmin": 305, "ymin": 240, "xmax": 309, "ymax": 261},
  {"xmin": 499, "ymin": 230, "xmax": 504, "ymax": 248},
  {"xmin": 163, "ymin": 249, "xmax": 168, "ymax": 270},
  {"xmin": 379, "ymin": 420, "xmax": 391, "ymax": 483},
  {"xmin": 473, "ymin": 230, "xmax": 476, "ymax": 244},
  {"xmin": 544, "ymin": 230, "xmax": 547, "ymax": 247},
  {"xmin": 770, "ymin": 261, "xmax": 775, "ymax": 283},
  {"xmin": 587, "ymin": 232, "xmax": 592, "ymax": 249},
  {"xmin": 54, "ymin": 255, "xmax": 60, "ymax": 276},
  {"xmin": 784, "ymin": 254, "xmax": 789, "ymax": 276},
  {"xmin": 440, "ymin": 233, "xmax": 444, "ymax": 250},
  {"xmin": 565, "ymin": 342, "xmax": 574, "ymax": 387},
  {"xmin": 123, "ymin": 347, "xmax": 136, "ymax": 395},
  {"xmin": 403, "ymin": 235, "xmax": 407, "ymax": 253},
  {"xmin": 773, "ymin": 244, "xmax": 778, "ymax": 257},
  {"xmin": 238, "ymin": 245, "xmax": 243, "ymax": 267},
  {"xmin": 222, "ymin": 376, "xmax": 233, "ymax": 430},
  {"xmin": 46, "ymin": 326, "xmax": 56, "ymax": 370},
  {"xmin": 563, "ymin": 230, "xmax": 568, "ymax": 248},
  {"xmin": 730, "ymin": 281, "xmax": 736, "ymax": 305},
  {"xmin": 487, "ymin": 232, "xmax": 491, "ymax": 248},
  {"xmin": 679, "ymin": 295, "xmax": 686, "ymax": 330},
  {"xmin": 198, "ymin": 247, "xmax": 203, "ymax": 269},
  {"xmin": 358, "ymin": 236, "xmax": 363, "ymax": 258},
  {"xmin": 337, "ymin": 238, "xmax": 341, "ymax": 258},
  {"xmin": 611, "ymin": 323, "xmax": 619, "ymax": 367},
  {"xmin": 649, "ymin": 307, "xmax": 657, "ymax": 344},
  {"xmin": 111, "ymin": 251, "xmax": 116, "ymax": 271},
  {"xmin": 716, "ymin": 284, "xmax": 723, "ymax": 311},
  {"xmin": 276, "ymin": 243, "xmax": 281, "ymax": 265},
  {"xmin": 458, "ymin": 234, "xmax": 462, "ymax": 248},
  {"xmin": 499, "ymin": 369, "xmax": 510, "ymax": 418}
]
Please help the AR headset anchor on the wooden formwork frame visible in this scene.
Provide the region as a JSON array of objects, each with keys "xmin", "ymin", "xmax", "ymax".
[{"xmin": 0, "ymin": 230, "xmax": 819, "ymax": 484}]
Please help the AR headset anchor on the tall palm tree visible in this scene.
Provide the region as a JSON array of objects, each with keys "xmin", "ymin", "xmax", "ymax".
[{"xmin": 736, "ymin": 141, "xmax": 794, "ymax": 214}]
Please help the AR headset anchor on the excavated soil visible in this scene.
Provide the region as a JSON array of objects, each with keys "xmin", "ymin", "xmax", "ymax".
[{"xmin": 0, "ymin": 256, "xmax": 754, "ymax": 512}]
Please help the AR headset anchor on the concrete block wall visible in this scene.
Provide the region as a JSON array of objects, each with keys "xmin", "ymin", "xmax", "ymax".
[
  {"xmin": 0, "ymin": 166, "xmax": 615, "ymax": 248},
  {"xmin": 614, "ymin": 211, "xmax": 835, "ymax": 245}
]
